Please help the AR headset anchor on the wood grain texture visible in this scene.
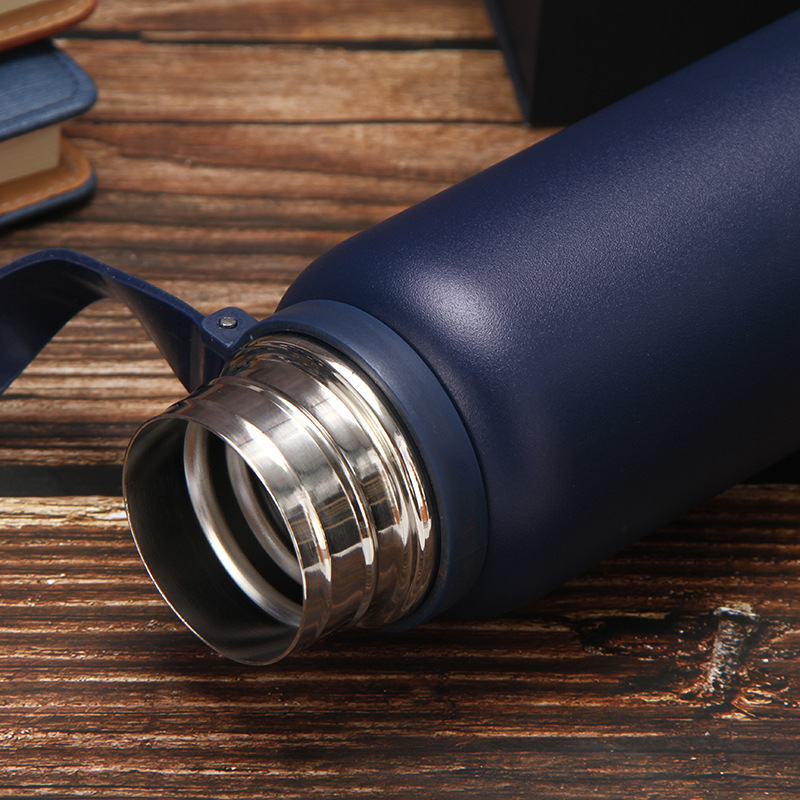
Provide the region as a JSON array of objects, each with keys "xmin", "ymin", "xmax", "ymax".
[
  {"xmin": 1, "ymin": 1, "xmax": 800, "ymax": 797},
  {"xmin": 1, "ymin": 488, "xmax": 800, "ymax": 799},
  {"xmin": 61, "ymin": 40, "xmax": 520, "ymax": 124},
  {"xmin": 81, "ymin": 0, "xmax": 496, "ymax": 43}
]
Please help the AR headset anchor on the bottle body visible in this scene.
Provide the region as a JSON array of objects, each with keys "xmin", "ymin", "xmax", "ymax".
[
  {"xmin": 118, "ymin": 12, "xmax": 800, "ymax": 662},
  {"xmin": 273, "ymin": 12, "xmax": 800, "ymax": 619}
]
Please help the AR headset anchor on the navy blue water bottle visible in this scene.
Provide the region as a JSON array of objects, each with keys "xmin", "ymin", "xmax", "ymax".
[{"xmin": 1, "ymin": 12, "xmax": 799, "ymax": 664}]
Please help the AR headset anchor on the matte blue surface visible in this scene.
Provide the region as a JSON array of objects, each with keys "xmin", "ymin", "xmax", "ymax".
[
  {"xmin": 280, "ymin": 12, "xmax": 800, "ymax": 617},
  {"xmin": 0, "ymin": 249, "xmax": 229, "ymax": 395}
]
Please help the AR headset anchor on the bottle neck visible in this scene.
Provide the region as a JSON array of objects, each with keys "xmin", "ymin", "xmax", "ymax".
[{"xmin": 123, "ymin": 333, "xmax": 436, "ymax": 664}]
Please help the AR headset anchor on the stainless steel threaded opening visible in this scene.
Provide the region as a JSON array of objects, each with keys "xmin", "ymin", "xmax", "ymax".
[{"xmin": 122, "ymin": 334, "xmax": 436, "ymax": 664}]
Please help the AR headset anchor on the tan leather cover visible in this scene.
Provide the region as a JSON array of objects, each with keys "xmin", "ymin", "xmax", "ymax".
[
  {"xmin": 0, "ymin": 136, "xmax": 93, "ymax": 218},
  {"xmin": 0, "ymin": 0, "xmax": 97, "ymax": 51}
]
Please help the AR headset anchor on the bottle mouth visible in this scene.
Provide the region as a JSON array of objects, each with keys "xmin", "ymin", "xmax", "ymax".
[{"xmin": 123, "ymin": 334, "xmax": 436, "ymax": 664}]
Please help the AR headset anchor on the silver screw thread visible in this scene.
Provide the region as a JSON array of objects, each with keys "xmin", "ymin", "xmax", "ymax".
[{"xmin": 123, "ymin": 334, "xmax": 436, "ymax": 664}]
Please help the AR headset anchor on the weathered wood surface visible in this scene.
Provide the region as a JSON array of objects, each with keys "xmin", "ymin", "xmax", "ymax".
[
  {"xmin": 83, "ymin": 0, "xmax": 496, "ymax": 42},
  {"xmin": 1, "ymin": 1, "xmax": 799, "ymax": 797},
  {"xmin": 2, "ymin": 488, "xmax": 800, "ymax": 798}
]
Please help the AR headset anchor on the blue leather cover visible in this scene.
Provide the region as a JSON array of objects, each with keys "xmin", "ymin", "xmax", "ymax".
[
  {"xmin": 0, "ymin": 40, "xmax": 96, "ymax": 142},
  {"xmin": 279, "ymin": 12, "xmax": 800, "ymax": 618}
]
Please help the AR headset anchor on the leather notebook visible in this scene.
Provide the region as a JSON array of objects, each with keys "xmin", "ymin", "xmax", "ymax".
[
  {"xmin": 0, "ymin": 0, "xmax": 97, "ymax": 52},
  {"xmin": 0, "ymin": 39, "xmax": 97, "ymax": 228}
]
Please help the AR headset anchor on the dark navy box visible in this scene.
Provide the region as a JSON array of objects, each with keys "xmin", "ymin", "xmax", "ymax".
[{"xmin": 486, "ymin": 0, "xmax": 800, "ymax": 125}]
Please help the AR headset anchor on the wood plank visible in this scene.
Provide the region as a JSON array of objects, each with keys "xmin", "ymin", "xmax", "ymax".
[
  {"xmin": 1, "ymin": 122, "xmax": 552, "ymax": 257},
  {"xmin": 60, "ymin": 40, "xmax": 521, "ymax": 123},
  {"xmin": 78, "ymin": 0, "xmax": 496, "ymax": 42},
  {"xmin": 0, "ymin": 487, "xmax": 799, "ymax": 798},
  {"xmin": 64, "ymin": 121, "xmax": 551, "ymax": 199}
]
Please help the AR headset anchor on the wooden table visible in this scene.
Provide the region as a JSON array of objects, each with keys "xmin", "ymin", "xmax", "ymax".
[{"xmin": 1, "ymin": 2, "xmax": 800, "ymax": 797}]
